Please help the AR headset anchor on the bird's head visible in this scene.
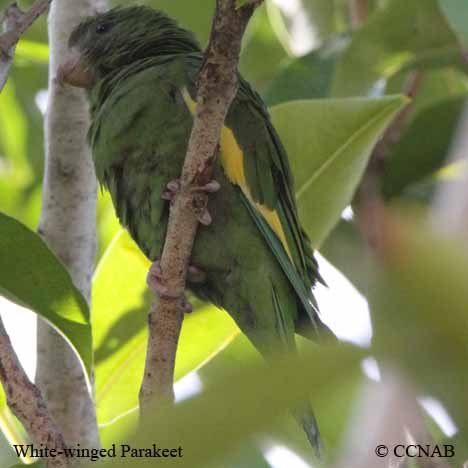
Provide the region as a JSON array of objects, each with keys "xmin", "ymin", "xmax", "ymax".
[{"xmin": 57, "ymin": 6, "xmax": 200, "ymax": 89}]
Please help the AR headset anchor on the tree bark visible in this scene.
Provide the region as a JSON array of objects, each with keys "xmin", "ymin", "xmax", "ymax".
[
  {"xmin": 36, "ymin": 0, "xmax": 106, "ymax": 450},
  {"xmin": 0, "ymin": 320, "xmax": 70, "ymax": 468}
]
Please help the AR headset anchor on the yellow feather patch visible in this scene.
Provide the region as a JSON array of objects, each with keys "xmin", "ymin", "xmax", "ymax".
[{"xmin": 182, "ymin": 88, "xmax": 292, "ymax": 260}]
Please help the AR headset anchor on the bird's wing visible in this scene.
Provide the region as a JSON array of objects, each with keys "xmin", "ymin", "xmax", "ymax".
[{"xmin": 184, "ymin": 56, "xmax": 325, "ymax": 334}]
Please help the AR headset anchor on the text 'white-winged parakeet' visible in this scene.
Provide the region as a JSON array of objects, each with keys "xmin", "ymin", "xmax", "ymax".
[{"xmin": 59, "ymin": 6, "xmax": 335, "ymax": 455}]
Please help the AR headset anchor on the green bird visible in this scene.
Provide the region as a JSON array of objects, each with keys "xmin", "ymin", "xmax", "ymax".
[{"xmin": 60, "ymin": 6, "xmax": 333, "ymax": 454}]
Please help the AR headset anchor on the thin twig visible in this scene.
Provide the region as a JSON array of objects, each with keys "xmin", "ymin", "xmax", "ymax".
[
  {"xmin": 139, "ymin": 0, "xmax": 263, "ymax": 412},
  {"xmin": 0, "ymin": 0, "xmax": 51, "ymax": 92},
  {"xmin": 0, "ymin": 319, "xmax": 70, "ymax": 468}
]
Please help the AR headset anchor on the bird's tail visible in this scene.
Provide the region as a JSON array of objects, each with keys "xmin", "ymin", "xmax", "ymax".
[
  {"xmin": 270, "ymin": 286, "xmax": 323, "ymax": 458},
  {"xmin": 293, "ymin": 404, "xmax": 322, "ymax": 459}
]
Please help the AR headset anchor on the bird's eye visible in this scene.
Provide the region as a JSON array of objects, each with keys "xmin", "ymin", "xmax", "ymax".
[{"xmin": 96, "ymin": 23, "xmax": 109, "ymax": 34}]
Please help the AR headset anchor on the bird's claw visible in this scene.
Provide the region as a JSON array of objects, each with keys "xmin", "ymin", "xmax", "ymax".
[
  {"xmin": 146, "ymin": 261, "xmax": 194, "ymax": 313},
  {"xmin": 147, "ymin": 261, "xmax": 176, "ymax": 297},
  {"xmin": 198, "ymin": 209, "xmax": 212, "ymax": 226},
  {"xmin": 179, "ymin": 297, "xmax": 193, "ymax": 314},
  {"xmin": 196, "ymin": 180, "xmax": 221, "ymax": 193},
  {"xmin": 161, "ymin": 179, "xmax": 181, "ymax": 201},
  {"xmin": 162, "ymin": 179, "xmax": 220, "ymax": 201},
  {"xmin": 187, "ymin": 265, "xmax": 206, "ymax": 284}
]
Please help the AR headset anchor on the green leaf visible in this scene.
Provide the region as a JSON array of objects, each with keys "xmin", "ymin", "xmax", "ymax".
[
  {"xmin": 104, "ymin": 343, "xmax": 364, "ymax": 467},
  {"xmin": 270, "ymin": 95, "xmax": 407, "ymax": 246},
  {"xmin": 0, "ymin": 405, "xmax": 33, "ymax": 466},
  {"xmin": 438, "ymin": 0, "xmax": 468, "ymax": 49},
  {"xmin": 0, "ymin": 213, "xmax": 92, "ymax": 375},
  {"xmin": 96, "ymin": 190, "xmax": 121, "ymax": 261},
  {"xmin": 198, "ymin": 334, "xmax": 364, "ymax": 456},
  {"xmin": 93, "ymin": 230, "xmax": 239, "ymax": 425},
  {"xmin": 14, "ymin": 41, "xmax": 49, "ymax": 65},
  {"xmin": 240, "ymin": 6, "xmax": 289, "ymax": 90},
  {"xmin": 331, "ymin": 0, "xmax": 462, "ymax": 96},
  {"xmin": 383, "ymin": 96, "xmax": 465, "ymax": 199},
  {"xmin": 0, "ymin": 428, "xmax": 19, "ymax": 467},
  {"xmin": 0, "ymin": 80, "xmax": 31, "ymax": 187},
  {"xmin": 264, "ymin": 35, "xmax": 349, "ymax": 106},
  {"xmin": 300, "ymin": 0, "xmax": 337, "ymax": 41}
]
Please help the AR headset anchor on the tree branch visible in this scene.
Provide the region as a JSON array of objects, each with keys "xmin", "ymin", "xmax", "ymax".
[
  {"xmin": 36, "ymin": 0, "xmax": 107, "ymax": 450},
  {"xmin": 0, "ymin": 0, "xmax": 51, "ymax": 92},
  {"xmin": 139, "ymin": 0, "xmax": 263, "ymax": 411},
  {"xmin": 0, "ymin": 319, "xmax": 70, "ymax": 468}
]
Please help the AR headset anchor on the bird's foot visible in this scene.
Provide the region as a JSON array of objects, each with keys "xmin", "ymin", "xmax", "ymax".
[
  {"xmin": 193, "ymin": 180, "xmax": 221, "ymax": 194},
  {"xmin": 162, "ymin": 179, "xmax": 220, "ymax": 201},
  {"xmin": 161, "ymin": 179, "xmax": 181, "ymax": 201},
  {"xmin": 193, "ymin": 180, "xmax": 220, "ymax": 226},
  {"xmin": 187, "ymin": 265, "xmax": 206, "ymax": 283},
  {"xmin": 179, "ymin": 296, "xmax": 193, "ymax": 314},
  {"xmin": 147, "ymin": 261, "xmax": 175, "ymax": 297},
  {"xmin": 197, "ymin": 209, "xmax": 212, "ymax": 226},
  {"xmin": 146, "ymin": 261, "xmax": 194, "ymax": 313}
]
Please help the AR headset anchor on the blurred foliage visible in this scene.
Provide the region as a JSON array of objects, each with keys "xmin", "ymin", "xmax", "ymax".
[
  {"xmin": 1, "ymin": 0, "xmax": 468, "ymax": 466},
  {"xmin": 103, "ymin": 343, "xmax": 365, "ymax": 467},
  {"xmin": 372, "ymin": 214, "xmax": 468, "ymax": 459}
]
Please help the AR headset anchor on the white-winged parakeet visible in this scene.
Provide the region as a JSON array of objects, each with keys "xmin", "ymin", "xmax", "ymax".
[{"xmin": 59, "ymin": 6, "xmax": 334, "ymax": 455}]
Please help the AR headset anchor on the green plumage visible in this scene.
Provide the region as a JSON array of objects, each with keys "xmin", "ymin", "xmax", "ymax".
[{"xmin": 69, "ymin": 6, "xmax": 333, "ymax": 454}]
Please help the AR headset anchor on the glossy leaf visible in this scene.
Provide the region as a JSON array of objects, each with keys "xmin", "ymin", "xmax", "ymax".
[
  {"xmin": 93, "ymin": 230, "xmax": 239, "ymax": 424},
  {"xmin": 270, "ymin": 95, "xmax": 407, "ymax": 246},
  {"xmin": 0, "ymin": 213, "xmax": 92, "ymax": 375}
]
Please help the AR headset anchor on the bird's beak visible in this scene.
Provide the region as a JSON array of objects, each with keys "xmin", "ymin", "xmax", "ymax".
[{"xmin": 57, "ymin": 48, "xmax": 95, "ymax": 89}]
